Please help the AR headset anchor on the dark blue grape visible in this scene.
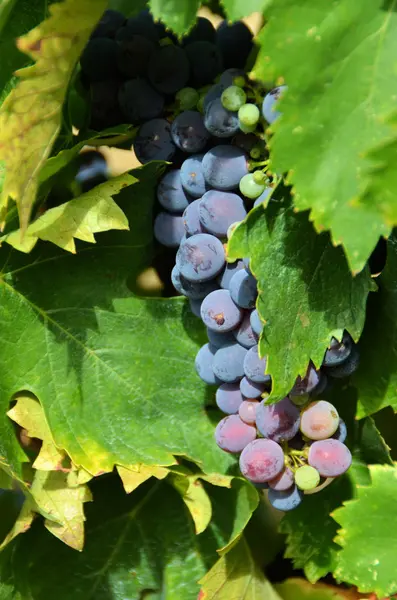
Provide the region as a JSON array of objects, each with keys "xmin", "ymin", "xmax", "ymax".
[
  {"xmin": 200, "ymin": 289, "xmax": 243, "ymax": 332},
  {"xmin": 250, "ymin": 309, "xmax": 263, "ymax": 337},
  {"xmin": 116, "ymin": 12, "xmax": 158, "ymax": 43},
  {"xmin": 206, "ymin": 328, "xmax": 236, "ymax": 349},
  {"xmin": 244, "ymin": 344, "xmax": 270, "ymax": 383},
  {"xmin": 118, "ymin": 79, "xmax": 164, "ymax": 124},
  {"xmin": 198, "ymin": 190, "xmax": 246, "ymax": 238},
  {"xmin": 215, "ymin": 415, "xmax": 256, "ymax": 453},
  {"xmin": 195, "ymin": 343, "xmax": 220, "ymax": 385},
  {"xmin": 134, "ymin": 119, "xmax": 176, "ymax": 164},
  {"xmin": 268, "ymin": 485, "xmax": 303, "ymax": 511},
  {"xmin": 180, "ymin": 154, "xmax": 209, "ymax": 198},
  {"xmin": 256, "ymin": 397, "xmax": 300, "ymax": 442},
  {"xmin": 203, "ymin": 83, "xmax": 226, "ymax": 111},
  {"xmin": 80, "ymin": 38, "xmax": 118, "ymax": 82},
  {"xmin": 182, "ymin": 17, "xmax": 216, "ymax": 46},
  {"xmin": 325, "ymin": 345, "xmax": 360, "ymax": 378},
  {"xmin": 217, "ymin": 260, "xmax": 245, "ymax": 290},
  {"xmin": 216, "ymin": 21, "xmax": 253, "ymax": 69},
  {"xmin": 323, "ymin": 332, "xmax": 354, "ymax": 367},
  {"xmin": 90, "ymin": 79, "xmax": 123, "ymax": 130},
  {"xmin": 240, "ymin": 376, "xmax": 265, "ymax": 399},
  {"xmin": 182, "ymin": 200, "xmax": 205, "ymax": 236},
  {"xmin": 75, "ymin": 151, "xmax": 108, "ymax": 192},
  {"xmin": 171, "ymin": 265, "xmax": 218, "ymax": 299},
  {"xmin": 185, "ymin": 41, "xmax": 223, "ymax": 86},
  {"xmin": 233, "ymin": 312, "xmax": 258, "ymax": 348},
  {"xmin": 154, "ymin": 213, "xmax": 185, "ymax": 248},
  {"xmin": 219, "ymin": 68, "xmax": 246, "ymax": 87},
  {"xmin": 176, "ymin": 233, "xmax": 225, "ymax": 282},
  {"xmin": 212, "ymin": 343, "xmax": 248, "ymax": 383},
  {"xmin": 229, "ymin": 269, "xmax": 257, "ymax": 309},
  {"xmin": 204, "ymin": 98, "xmax": 239, "ymax": 138},
  {"xmin": 216, "ymin": 383, "xmax": 244, "ymax": 414},
  {"xmin": 290, "ymin": 364, "xmax": 320, "ymax": 396},
  {"xmin": 148, "ymin": 45, "xmax": 190, "ymax": 94},
  {"xmin": 202, "ymin": 146, "xmax": 248, "ymax": 190},
  {"xmin": 190, "ymin": 298, "xmax": 202, "ymax": 318},
  {"xmin": 157, "ymin": 170, "xmax": 190, "ymax": 213},
  {"xmin": 116, "ymin": 35, "xmax": 156, "ymax": 78},
  {"xmin": 91, "ymin": 9, "xmax": 125, "ymax": 39},
  {"xmin": 171, "ymin": 111, "xmax": 210, "ymax": 153}
]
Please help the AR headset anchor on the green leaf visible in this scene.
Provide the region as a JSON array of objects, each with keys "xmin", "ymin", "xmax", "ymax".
[
  {"xmin": 0, "ymin": 0, "xmax": 16, "ymax": 32},
  {"xmin": 357, "ymin": 417, "xmax": 393, "ymax": 466},
  {"xmin": 228, "ymin": 197, "xmax": 373, "ymax": 401},
  {"xmin": 333, "ymin": 465, "xmax": 397, "ymax": 598},
  {"xmin": 107, "ymin": 0, "xmax": 147, "ymax": 16},
  {"xmin": 275, "ymin": 578, "xmax": 347, "ymax": 600},
  {"xmin": 0, "ymin": 163, "xmax": 235, "ymax": 479},
  {"xmin": 253, "ymin": 0, "xmax": 397, "ymax": 273},
  {"xmin": 198, "ymin": 536, "xmax": 282, "ymax": 600},
  {"xmin": 3, "ymin": 174, "xmax": 133, "ymax": 253},
  {"xmin": 0, "ymin": 0, "xmax": 107, "ymax": 232},
  {"xmin": 169, "ymin": 472, "xmax": 213, "ymax": 535},
  {"xmin": 221, "ymin": 0, "xmax": 270, "ymax": 21},
  {"xmin": 149, "ymin": 0, "xmax": 201, "ymax": 36}
]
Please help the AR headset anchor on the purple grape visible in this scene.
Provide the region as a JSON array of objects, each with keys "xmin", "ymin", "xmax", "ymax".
[
  {"xmin": 216, "ymin": 21, "xmax": 253, "ymax": 70},
  {"xmin": 200, "ymin": 289, "xmax": 243, "ymax": 332},
  {"xmin": 204, "ymin": 98, "xmax": 239, "ymax": 138},
  {"xmin": 300, "ymin": 400, "xmax": 339, "ymax": 441},
  {"xmin": 332, "ymin": 419, "xmax": 347, "ymax": 443},
  {"xmin": 239, "ymin": 438, "xmax": 284, "ymax": 483},
  {"xmin": 171, "ymin": 265, "xmax": 218, "ymax": 299},
  {"xmin": 290, "ymin": 364, "xmax": 321, "ymax": 396},
  {"xmin": 268, "ymin": 485, "xmax": 303, "ymax": 511},
  {"xmin": 185, "ymin": 41, "xmax": 223, "ymax": 86},
  {"xmin": 309, "ymin": 371, "xmax": 328, "ymax": 397},
  {"xmin": 323, "ymin": 332, "xmax": 353, "ymax": 367},
  {"xmin": 198, "ymin": 190, "xmax": 246, "ymax": 238},
  {"xmin": 148, "ymin": 45, "xmax": 190, "ymax": 94},
  {"xmin": 216, "ymin": 383, "xmax": 244, "ymax": 414},
  {"xmin": 206, "ymin": 328, "xmax": 236, "ymax": 348},
  {"xmin": 154, "ymin": 213, "xmax": 185, "ymax": 248},
  {"xmin": 176, "ymin": 233, "xmax": 225, "ymax": 282},
  {"xmin": 119, "ymin": 78, "xmax": 164, "ymax": 124},
  {"xmin": 202, "ymin": 146, "xmax": 248, "ymax": 191},
  {"xmin": 215, "ymin": 415, "xmax": 256, "ymax": 453},
  {"xmin": 256, "ymin": 397, "xmax": 300, "ymax": 442},
  {"xmin": 157, "ymin": 170, "xmax": 190, "ymax": 214},
  {"xmin": 243, "ymin": 345, "xmax": 270, "ymax": 383},
  {"xmin": 212, "ymin": 343, "xmax": 248, "ymax": 383},
  {"xmin": 238, "ymin": 400, "xmax": 259, "ymax": 425},
  {"xmin": 308, "ymin": 439, "xmax": 352, "ymax": 477},
  {"xmin": 190, "ymin": 298, "xmax": 202, "ymax": 318},
  {"xmin": 229, "ymin": 269, "xmax": 257, "ymax": 309},
  {"xmin": 195, "ymin": 343, "xmax": 220, "ymax": 385},
  {"xmin": 180, "ymin": 154, "xmax": 209, "ymax": 198},
  {"xmin": 240, "ymin": 376, "xmax": 265, "ymax": 399},
  {"xmin": 268, "ymin": 467, "xmax": 294, "ymax": 491},
  {"xmin": 171, "ymin": 111, "xmax": 211, "ymax": 153},
  {"xmin": 233, "ymin": 312, "xmax": 258, "ymax": 348},
  {"xmin": 134, "ymin": 119, "xmax": 176, "ymax": 164},
  {"xmin": 250, "ymin": 309, "xmax": 263, "ymax": 337},
  {"xmin": 217, "ymin": 260, "xmax": 246, "ymax": 289},
  {"xmin": 182, "ymin": 200, "xmax": 205, "ymax": 236}
]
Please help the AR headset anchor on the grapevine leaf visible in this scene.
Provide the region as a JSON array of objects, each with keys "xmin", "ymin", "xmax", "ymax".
[
  {"xmin": 169, "ymin": 472, "xmax": 212, "ymax": 535},
  {"xmin": 117, "ymin": 464, "xmax": 170, "ymax": 494},
  {"xmin": 357, "ymin": 417, "xmax": 393, "ymax": 466},
  {"xmin": 107, "ymin": 0, "xmax": 147, "ymax": 16},
  {"xmin": 354, "ymin": 235, "xmax": 397, "ymax": 417},
  {"xmin": 275, "ymin": 578, "xmax": 347, "ymax": 600},
  {"xmin": 7, "ymin": 393, "xmax": 65, "ymax": 471},
  {"xmin": 221, "ymin": 0, "xmax": 271, "ymax": 21},
  {"xmin": 0, "ymin": 0, "xmax": 16, "ymax": 32},
  {"xmin": 149, "ymin": 0, "xmax": 201, "ymax": 36},
  {"xmin": 198, "ymin": 536, "xmax": 282, "ymax": 600},
  {"xmin": 0, "ymin": 163, "xmax": 236, "ymax": 479},
  {"xmin": 253, "ymin": 0, "xmax": 397, "ymax": 273},
  {"xmin": 0, "ymin": 494, "xmax": 35, "ymax": 551},
  {"xmin": 333, "ymin": 465, "xmax": 397, "ymax": 598},
  {"xmin": 2, "ymin": 174, "xmax": 132, "ymax": 253},
  {"xmin": 0, "ymin": 0, "xmax": 107, "ymax": 232},
  {"xmin": 228, "ymin": 198, "xmax": 373, "ymax": 401}
]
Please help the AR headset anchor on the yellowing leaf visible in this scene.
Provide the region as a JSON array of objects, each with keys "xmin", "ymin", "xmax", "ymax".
[
  {"xmin": 0, "ymin": 0, "xmax": 107, "ymax": 231},
  {"xmin": 7, "ymin": 392, "xmax": 65, "ymax": 471},
  {"xmin": 0, "ymin": 494, "xmax": 35, "ymax": 550},
  {"xmin": 117, "ymin": 464, "xmax": 170, "ymax": 494},
  {"xmin": 169, "ymin": 473, "xmax": 212, "ymax": 535}
]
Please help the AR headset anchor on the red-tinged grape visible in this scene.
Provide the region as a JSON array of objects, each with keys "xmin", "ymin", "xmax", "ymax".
[
  {"xmin": 212, "ymin": 343, "xmax": 248, "ymax": 383},
  {"xmin": 239, "ymin": 438, "xmax": 284, "ymax": 482},
  {"xmin": 215, "ymin": 415, "xmax": 256, "ymax": 453},
  {"xmin": 256, "ymin": 397, "xmax": 300, "ymax": 442},
  {"xmin": 176, "ymin": 233, "xmax": 225, "ymax": 282},
  {"xmin": 238, "ymin": 400, "xmax": 259, "ymax": 425},
  {"xmin": 200, "ymin": 289, "xmax": 243, "ymax": 332},
  {"xmin": 268, "ymin": 485, "xmax": 303, "ymax": 511},
  {"xmin": 290, "ymin": 364, "xmax": 320, "ymax": 396},
  {"xmin": 308, "ymin": 439, "xmax": 352, "ymax": 477},
  {"xmin": 300, "ymin": 400, "xmax": 339, "ymax": 441},
  {"xmin": 216, "ymin": 383, "xmax": 244, "ymax": 414},
  {"xmin": 268, "ymin": 467, "xmax": 294, "ymax": 491},
  {"xmin": 240, "ymin": 376, "xmax": 265, "ymax": 399}
]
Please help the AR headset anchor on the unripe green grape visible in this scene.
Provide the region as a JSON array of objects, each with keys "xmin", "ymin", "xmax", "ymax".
[
  {"xmin": 250, "ymin": 147, "xmax": 262, "ymax": 159},
  {"xmin": 253, "ymin": 170, "xmax": 266, "ymax": 185},
  {"xmin": 295, "ymin": 465, "xmax": 320, "ymax": 491},
  {"xmin": 238, "ymin": 103, "xmax": 260, "ymax": 127},
  {"xmin": 221, "ymin": 85, "xmax": 247, "ymax": 111},
  {"xmin": 290, "ymin": 393, "xmax": 310, "ymax": 407},
  {"xmin": 176, "ymin": 87, "xmax": 199, "ymax": 110},
  {"xmin": 233, "ymin": 75, "xmax": 246, "ymax": 88},
  {"xmin": 239, "ymin": 120, "xmax": 256, "ymax": 133},
  {"xmin": 239, "ymin": 173, "xmax": 265, "ymax": 199}
]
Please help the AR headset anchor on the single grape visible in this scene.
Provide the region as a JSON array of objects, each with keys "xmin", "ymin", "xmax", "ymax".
[
  {"xmin": 290, "ymin": 364, "xmax": 320, "ymax": 396},
  {"xmin": 171, "ymin": 265, "xmax": 218, "ymax": 299},
  {"xmin": 180, "ymin": 154, "xmax": 208, "ymax": 198},
  {"xmin": 268, "ymin": 485, "xmax": 303, "ymax": 512},
  {"xmin": 300, "ymin": 400, "xmax": 340, "ymax": 441},
  {"xmin": 238, "ymin": 400, "xmax": 259, "ymax": 425},
  {"xmin": 204, "ymin": 98, "xmax": 239, "ymax": 138},
  {"xmin": 268, "ymin": 467, "xmax": 294, "ymax": 491},
  {"xmin": 216, "ymin": 21, "xmax": 253, "ymax": 69},
  {"xmin": 202, "ymin": 146, "xmax": 249, "ymax": 191},
  {"xmin": 244, "ymin": 345, "xmax": 270, "ymax": 383},
  {"xmin": 322, "ymin": 331, "xmax": 353, "ymax": 367},
  {"xmin": 295, "ymin": 465, "xmax": 320, "ymax": 491},
  {"xmin": 190, "ymin": 298, "xmax": 202, "ymax": 318},
  {"xmin": 262, "ymin": 85, "xmax": 287, "ymax": 124},
  {"xmin": 116, "ymin": 12, "xmax": 158, "ymax": 43},
  {"xmin": 256, "ymin": 397, "xmax": 300, "ymax": 442},
  {"xmin": 215, "ymin": 415, "xmax": 256, "ymax": 453},
  {"xmin": 80, "ymin": 38, "xmax": 118, "ymax": 82},
  {"xmin": 219, "ymin": 68, "xmax": 246, "ymax": 88},
  {"xmin": 203, "ymin": 83, "xmax": 226, "ymax": 112},
  {"xmin": 176, "ymin": 233, "xmax": 225, "ymax": 282},
  {"xmin": 229, "ymin": 269, "xmax": 257, "ymax": 309},
  {"xmin": 198, "ymin": 190, "xmax": 247, "ymax": 238},
  {"xmin": 221, "ymin": 86, "xmax": 247, "ymax": 112},
  {"xmin": 250, "ymin": 309, "xmax": 263, "ymax": 337},
  {"xmin": 157, "ymin": 170, "xmax": 190, "ymax": 214},
  {"xmin": 91, "ymin": 9, "xmax": 125, "ymax": 39},
  {"xmin": 176, "ymin": 87, "xmax": 200, "ymax": 110},
  {"xmin": 182, "ymin": 200, "xmax": 205, "ymax": 236},
  {"xmin": 171, "ymin": 111, "xmax": 211, "ymax": 153},
  {"xmin": 200, "ymin": 289, "xmax": 243, "ymax": 332},
  {"xmin": 216, "ymin": 383, "xmax": 244, "ymax": 414},
  {"xmin": 239, "ymin": 438, "xmax": 284, "ymax": 482},
  {"xmin": 233, "ymin": 312, "xmax": 258, "ymax": 348},
  {"xmin": 154, "ymin": 213, "xmax": 185, "ymax": 248},
  {"xmin": 308, "ymin": 439, "xmax": 352, "ymax": 477},
  {"xmin": 325, "ymin": 345, "xmax": 360, "ymax": 378},
  {"xmin": 217, "ymin": 260, "xmax": 246, "ymax": 290},
  {"xmin": 240, "ymin": 376, "xmax": 265, "ymax": 399},
  {"xmin": 212, "ymin": 343, "xmax": 248, "ymax": 383},
  {"xmin": 206, "ymin": 328, "xmax": 236, "ymax": 349},
  {"xmin": 195, "ymin": 343, "xmax": 220, "ymax": 385},
  {"xmin": 332, "ymin": 419, "xmax": 347, "ymax": 443},
  {"xmin": 289, "ymin": 393, "xmax": 310, "ymax": 407},
  {"xmin": 239, "ymin": 173, "xmax": 266, "ymax": 199},
  {"xmin": 148, "ymin": 45, "xmax": 190, "ymax": 94},
  {"xmin": 134, "ymin": 119, "xmax": 176, "ymax": 164},
  {"xmin": 116, "ymin": 36, "xmax": 156, "ymax": 78},
  {"xmin": 181, "ymin": 17, "xmax": 216, "ymax": 46},
  {"xmin": 185, "ymin": 41, "xmax": 223, "ymax": 86},
  {"xmin": 238, "ymin": 103, "xmax": 260, "ymax": 127}
]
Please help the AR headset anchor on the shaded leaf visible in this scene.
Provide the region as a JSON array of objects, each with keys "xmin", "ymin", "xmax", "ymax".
[
  {"xmin": 169, "ymin": 472, "xmax": 212, "ymax": 535},
  {"xmin": 357, "ymin": 417, "xmax": 393, "ymax": 466},
  {"xmin": 221, "ymin": 0, "xmax": 270, "ymax": 21},
  {"xmin": 276, "ymin": 578, "xmax": 348, "ymax": 600},
  {"xmin": 149, "ymin": 0, "xmax": 201, "ymax": 36},
  {"xmin": 0, "ymin": 494, "xmax": 34, "ymax": 551}
]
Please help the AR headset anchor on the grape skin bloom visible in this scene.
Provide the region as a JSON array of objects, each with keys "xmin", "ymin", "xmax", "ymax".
[
  {"xmin": 216, "ymin": 383, "xmax": 244, "ymax": 414},
  {"xmin": 157, "ymin": 170, "xmax": 190, "ymax": 213},
  {"xmin": 239, "ymin": 438, "xmax": 284, "ymax": 483},
  {"xmin": 243, "ymin": 344, "xmax": 270, "ymax": 383},
  {"xmin": 154, "ymin": 213, "xmax": 185, "ymax": 248},
  {"xmin": 176, "ymin": 233, "xmax": 225, "ymax": 282},
  {"xmin": 238, "ymin": 400, "xmax": 259, "ymax": 425},
  {"xmin": 195, "ymin": 343, "xmax": 220, "ymax": 385},
  {"xmin": 202, "ymin": 146, "xmax": 248, "ymax": 190},
  {"xmin": 268, "ymin": 485, "xmax": 303, "ymax": 512},
  {"xmin": 300, "ymin": 400, "xmax": 340, "ymax": 441},
  {"xmin": 215, "ymin": 415, "xmax": 256, "ymax": 453},
  {"xmin": 229, "ymin": 269, "xmax": 257, "ymax": 309},
  {"xmin": 180, "ymin": 154, "xmax": 208, "ymax": 198},
  {"xmin": 212, "ymin": 342, "xmax": 248, "ymax": 383},
  {"xmin": 198, "ymin": 190, "xmax": 247, "ymax": 238},
  {"xmin": 200, "ymin": 289, "xmax": 243, "ymax": 332},
  {"xmin": 240, "ymin": 376, "xmax": 265, "ymax": 399},
  {"xmin": 308, "ymin": 439, "xmax": 352, "ymax": 477}
]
